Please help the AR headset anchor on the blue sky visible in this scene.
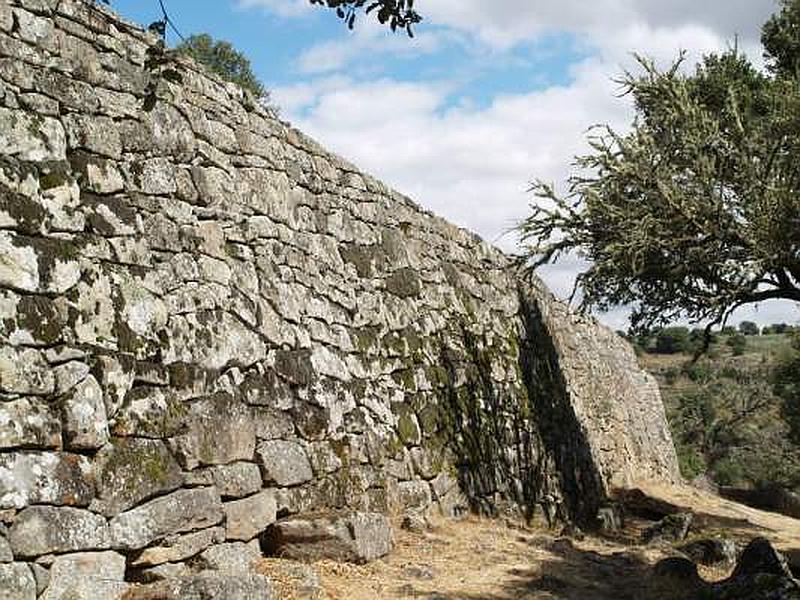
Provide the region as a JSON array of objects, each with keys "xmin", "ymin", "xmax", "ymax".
[{"xmin": 109, "ymin": 0, "xmax": 797, "ymax": 328}]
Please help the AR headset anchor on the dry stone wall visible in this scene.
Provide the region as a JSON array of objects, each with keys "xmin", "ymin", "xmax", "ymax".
[{"xmin": 0, "ymin": 0, "xmax": 679, "ymax": 593}]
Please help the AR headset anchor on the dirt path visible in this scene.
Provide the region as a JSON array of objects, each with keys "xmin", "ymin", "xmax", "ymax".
[{"xmin": 258, "ymin": 484, "xmax": 800, "ymax": 600}]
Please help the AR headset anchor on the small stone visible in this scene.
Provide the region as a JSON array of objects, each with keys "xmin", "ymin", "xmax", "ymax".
[
  {"xmin": 8, "ymin": 507, "xmax": 110, "ymax": 558},
  {"xmin": 109, "ymin": 487, "xmax": 224, "ymax": 551},
  {"xmin": 0, "ymin": 398, "xmax": 61, "ymax": 450},
  {"xmin": 207, "ymin": 462, "xmax": 262, "ymax": 499},
  {"xmin": 224, "ymin": 489, "xmax": 277, "ymax": 541},
  {"xmin": 130, "ymin": 527, "xmax": 226, "ymax": 567},
  {"xmin": 256, "ymin": 440, "xmax": 313, "ymax": 486},
  {"xmin": 30, "ymin": 563, "xmax": 49, "ymax": 595},
  {"xmin": 0, "ymin": 535, "xmax": 12, "ymax": 562},
  {"xmin": 642, "ymin": 512, "xmax": 693, "ymax": 544},
  {"xmin": 263, "ymin": 512, "xmax": 393, "ymax": 564},
  {"xmin": 0, "ymin": 346, "xmax": 54, "ymax": 395},
  {"xmin": 195, "ymin": 540, "xmax": 262, "ymax": 575},
  {"xmin": 0, "ymin": 452, "xmax": 95, "ymax": 509},
  {"xmin": 401, "ymin": 510, "xmax": 430, "ymax": 533},
  {"xmin": 0, "ymin": 563, "xmax": 36, "ymax": 600},
  {"xmin": 61, "ymin": 374, "xmax": 109, "ymax": 450}
]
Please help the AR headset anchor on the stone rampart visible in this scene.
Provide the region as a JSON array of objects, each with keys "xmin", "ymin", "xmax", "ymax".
[{"xmin": 0, "ymin": 0, "xmax": 678, "ymax": 593}]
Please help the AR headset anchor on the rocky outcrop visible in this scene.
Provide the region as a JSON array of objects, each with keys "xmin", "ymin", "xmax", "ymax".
[{"xmin": 0, "ymin": 0, "xmax": 678, "ymax": 592}]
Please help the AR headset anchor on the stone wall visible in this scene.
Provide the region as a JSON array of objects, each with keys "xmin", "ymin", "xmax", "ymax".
[{"xmin": 0, "ymin": 0, "xmax": 679, "ymax": 593}]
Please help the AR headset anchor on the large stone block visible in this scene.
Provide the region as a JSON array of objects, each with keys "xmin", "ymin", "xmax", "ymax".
[
  {"xmin": 169, "ymin": 394, "xmax": 256, "ymax": 469},
  {"xmin": 8, "ymin": 507, "xmax": 110, "ymax": 558},
  {"xmin": 40, "ymin": 551, "xmax": 126, "ymax": 600},
  {"xmin": 256, "ymin": 440, "xmax": 313, "ymax": 487},
  {"xmin": 109, "ymin": 487, "xmax": 223, "ymax": 550},
  {"xmin": 223, "ymin": 489, "xmax": 277, "ymax": 541},
  {"xmin": 0, "ymin": 452, "xmax": 95, "ymax": 509},
  {"xmin": 92, "ymin": 438, "xmax": 183, "ymax": 516},
  {"xmin": 263, "ymin": 512, "xmax": 393, "ymax": 564},
  {"xmin": 61, "ymin": 374, "xmax": 109, "ymax": 450}
]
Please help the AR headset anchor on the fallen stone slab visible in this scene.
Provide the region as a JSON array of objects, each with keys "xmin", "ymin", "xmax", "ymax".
[
  {"xmin": 193, "ymin": 540, "xmax": 262, "ymax": 575},
  {"xmin": 642, "ymin": 512, "xmax": 693, "ymax": 544},
  {"xmin": 262, "ymin": 511, "xmax": 393, "ymax": 564}
]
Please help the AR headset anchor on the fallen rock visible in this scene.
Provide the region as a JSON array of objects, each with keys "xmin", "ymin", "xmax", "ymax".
[
  {"xmin": 262, "ymin": 511, "xmax": 393, "ymax": 564},
  {"xmin": 642, "ymin": 512, "xmax": 693, "ymax": 544},
  {"xmin": 678, "ymin": 537, "xmax": 737, "ymax": 567},
  {"xmin": 400, "ymin": 510, "xmax": 431, "ymax": 533},
  {"xmin": 122, "ymin": 573, "xmax": 276, "ymax": 600}
]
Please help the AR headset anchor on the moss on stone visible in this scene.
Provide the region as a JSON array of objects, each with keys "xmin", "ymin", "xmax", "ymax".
[{"xmin": 385, "ymin": 268, "xmax": 421, "ymax": 298}]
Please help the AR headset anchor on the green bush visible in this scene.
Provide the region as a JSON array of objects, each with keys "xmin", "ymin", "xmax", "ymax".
[
  {"xmin": 727, "ymin": 333, "xmax": 747, "ymax": 356},
  {"xmin": 655, "ymin": 327, "xmax": 691, "ymax": 354}
]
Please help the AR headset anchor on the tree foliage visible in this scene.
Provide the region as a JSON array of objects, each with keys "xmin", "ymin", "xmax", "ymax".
[
  {"xmin": 518, "ymin": 1, "xmax": 800, "ymax": 332},
  {"xmin": 309, "ymin": 0, "xmax": 422, "ymax": 35},
  {"xmin": 175, "ymin": 34, "xmax": 267, "ymax": 99}
]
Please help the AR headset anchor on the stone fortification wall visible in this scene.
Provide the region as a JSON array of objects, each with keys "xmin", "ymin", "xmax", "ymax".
[{"xmin": 0, "ymin": 0, "xmax": 678, "ymax": 594}]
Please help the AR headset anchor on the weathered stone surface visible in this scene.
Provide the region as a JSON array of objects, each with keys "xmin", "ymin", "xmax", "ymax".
[
  {"xmin": 93, "ymin": 438, "xmax": 183, "ymax": 516},
  {"xmin": 169, "ymin": 394, "xmax": 256, "ymax": 469},
  {"xmin": 642, "ymin": 512, "xmax": 693, "ymax": 544},
  {"xmin": 205, "ymin": 462, "xmax": 262, "ymax": 499},
  {"xmin": 0, "ymin": 562, "xmax": 36, "ymax": 600},
  {"xmin": 678, "ymin": 538, "xmax": 737, "ymax": 567},
  {"xmin": 0, "ymin": 398, "xmax": 61, "ymax": 449},
  {"xmin": 130, "ymin": 527, "xmax": 226, "ymax": 567},
  {"xmin": 0, "ymin": 535, "xmax": 11, "ymax": 562},
  {"xmin": 397, "ymin": 480, "xmax": 433, "ymax": 512},
  {"xmin": 8, "ymin": 507, "xmax": 110, "ymax": 557},
  {"xmin": 195, "ymin": 540, "xmax": 262, "ymax": 575},
  {"xmin": 223, "ymin": 489, "xmax": 277, "ymax": 541},
  {"xmin": 61, "ymin": 374, "xmax": 109, "ymax": 450},
  {"xmin": 0, "ymin": 452, "xmax": 95, "ymax": 509},
  {"xmin": 257, "ymin": 440, "xmax": 313, "ymax": 487},
  {"xmin": 121, "ymin": 574, "xmax": 276, "ymax": 600},
  {"xmin": 263, "ymin": 512, "xmax": 393, "ymax": 563},
  {"xmin": 0, "ymin": 346, "xmax": 54, "ymax": 395},
  {"xmin": 109, "ymin": 487, "xmax": 223, "ymax": 550},
  {"xmin": 0, "ymin": 107, "xmax": 65, "ymax": 162},
  {"xmin": 40, "ymin": 551, "xmax": 126, "ymax": 600}
]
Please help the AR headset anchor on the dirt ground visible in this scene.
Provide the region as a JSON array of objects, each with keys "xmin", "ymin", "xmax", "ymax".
[{"xmin": 258, "ymin": 483, "xmax": 800, "ymax": 600}]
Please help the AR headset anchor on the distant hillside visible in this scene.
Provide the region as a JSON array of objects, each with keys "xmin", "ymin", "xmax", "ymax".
[{"xmin": 637, "ymin": 331, "xmax": 800, "ymax": 493}]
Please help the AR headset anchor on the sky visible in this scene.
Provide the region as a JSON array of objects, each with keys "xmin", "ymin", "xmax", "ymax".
[{"xmin": 110, "ymin": 0, "xmax": 799, "ymax": 330}]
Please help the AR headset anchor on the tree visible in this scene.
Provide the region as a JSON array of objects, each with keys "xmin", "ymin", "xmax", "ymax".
[
  {"xmin": 518, "ymin": 0, "xmax": 800, "ymax": 334},
  {"xmin": 655, "ymin": 327, "xmax": 691, "ymax": 354},
  {"xmin": 774, "ymin": 332, "xmax": 800, "ymax": 444},
  {"xmin": 309, "ymin": 0, "xmax": 422, "ymax": 35},
  {"xmin": 739, "ymin": 321, "xmax": 760, "ymax": 336},
  {"xmin": 175, "ymin": 34, "xmax": 266, "ymax": 99}
]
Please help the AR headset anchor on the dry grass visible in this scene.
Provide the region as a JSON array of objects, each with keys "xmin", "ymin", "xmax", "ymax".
[{"xmin": 254, "ymin": 484, "xmax": 800, "ymax": 599}]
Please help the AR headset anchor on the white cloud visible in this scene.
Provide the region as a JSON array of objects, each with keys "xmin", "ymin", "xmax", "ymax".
[{"xmin": 265, "ymin": 0, "xmax": 795, "ymax": 327}]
